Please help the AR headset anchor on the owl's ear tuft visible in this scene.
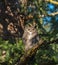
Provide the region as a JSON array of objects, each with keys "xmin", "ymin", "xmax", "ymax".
[{"xmin": 32, "ymin": 22, "xmax": 37, "ymax": 27}]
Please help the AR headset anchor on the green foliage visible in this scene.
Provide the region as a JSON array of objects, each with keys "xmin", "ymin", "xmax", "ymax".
[
  {"xmin": 35, "ymin": 43, "xmax": 58, "ymax": 65},
  {"xmin": 0, "ymin": 37, "xmax": 58, "ymax": 65},
  {"xmin": 0, "ymin": 38, "xmax": 24, "ymax": 65}
]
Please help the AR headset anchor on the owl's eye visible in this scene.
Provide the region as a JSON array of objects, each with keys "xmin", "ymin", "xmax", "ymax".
[{"xmin": 34, "ymin": 26, "xmax": 36, "ymax": 28}]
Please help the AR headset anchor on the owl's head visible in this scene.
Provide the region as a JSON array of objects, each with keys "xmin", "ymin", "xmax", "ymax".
[{"xmin": 24, "ymin": 22, "xmax": 37, "ymax": 33}]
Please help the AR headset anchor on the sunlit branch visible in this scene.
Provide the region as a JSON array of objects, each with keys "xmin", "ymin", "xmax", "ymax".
[
  {"xmin": 41, "ymin": 11, "xmax": 58, "ymax": 17},
  {"xmin": 26, "ymin": 11, "xmax": 58, "ymax": 19},
  {"xmin": 46, "ymin": 0, "xmax": 58, "ymax": 5}
]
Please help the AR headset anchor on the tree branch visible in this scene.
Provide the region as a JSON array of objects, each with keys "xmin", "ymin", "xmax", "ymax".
[
  {"xmin": 26, "ymin": 11, "xmax": 58, "ymax": 20},
  {"xmin": 46, "ymin": 0, "xmax": 58, "ymax": 5},
  {"xmin": 47, "ymin": 38, "xmax": 58, "ymax": 44}
]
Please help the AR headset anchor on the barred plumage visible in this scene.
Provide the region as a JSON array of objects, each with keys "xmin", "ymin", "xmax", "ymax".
[{"xmin": 22, "ymin": 23, "xmax": 39, "ymax": 51}]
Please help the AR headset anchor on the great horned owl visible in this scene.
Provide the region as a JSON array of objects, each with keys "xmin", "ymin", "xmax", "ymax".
[{"xmin": 22, "ymin": 23, "xmax": 39, "ymax": 51}]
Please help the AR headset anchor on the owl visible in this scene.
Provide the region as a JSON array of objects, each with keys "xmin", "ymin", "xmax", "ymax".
[{"xmin": 22, "ymin": 23, "xmax": 39, "ymax": 51}]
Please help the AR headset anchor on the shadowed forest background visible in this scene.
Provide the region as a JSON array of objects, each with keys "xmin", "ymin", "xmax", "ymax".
[{"xmin": 0, "ymin": 0, "xmax": 58, "ymax": 65}]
